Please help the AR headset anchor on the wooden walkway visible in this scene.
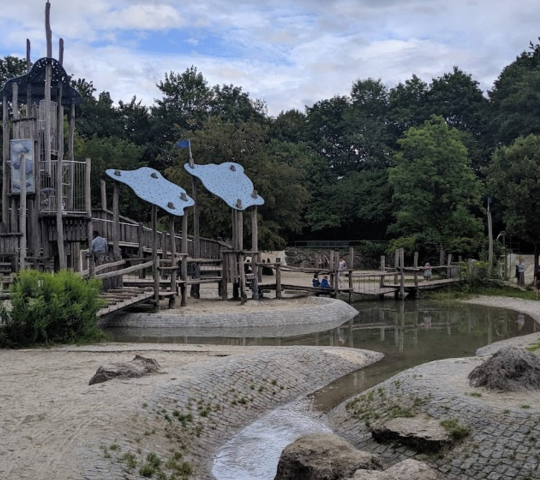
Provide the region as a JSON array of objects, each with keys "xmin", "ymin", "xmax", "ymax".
[{"xmin": 97, "ymin": 287, "xmax": 154, "ymax": 317}]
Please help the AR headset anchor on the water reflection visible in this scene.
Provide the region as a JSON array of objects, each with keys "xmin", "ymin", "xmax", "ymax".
[{"xmin": 105, "ymin": 301, "xmax": 536, "ymax": 359}]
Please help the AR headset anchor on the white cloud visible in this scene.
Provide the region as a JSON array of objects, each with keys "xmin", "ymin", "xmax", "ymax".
[{"xmin": 1, "ymin": 0, "xmax": 540, "ymax": 115}]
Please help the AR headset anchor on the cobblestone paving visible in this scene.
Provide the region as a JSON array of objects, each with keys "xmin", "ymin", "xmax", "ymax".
[
  {"xmin": 329, "ymin": 357, "xmax": 540, "ymax": 480},
  {"xmin": 81, "ymin": 346, "xmax": 382, "ymax": 480},
  {"xmin": 102, "ymin": 297, "xmax": 358, "ymax": 330}
]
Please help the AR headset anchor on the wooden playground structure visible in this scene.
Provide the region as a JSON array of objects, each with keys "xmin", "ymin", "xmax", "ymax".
[{"xmin": 0, "ymin": 2, "xmax": 464, "ymax": 317}]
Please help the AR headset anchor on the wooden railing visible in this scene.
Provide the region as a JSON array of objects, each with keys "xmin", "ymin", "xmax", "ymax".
[{"xmin": 91, "ymin": 209, "xmax": 223, "ymax": 259}]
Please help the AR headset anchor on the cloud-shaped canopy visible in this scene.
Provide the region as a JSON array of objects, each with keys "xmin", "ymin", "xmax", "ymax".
[
  {"xmin": 105, "ymin": 167, "xmax": 194, "ymax": 216},
  {"xmin": 184, "ymin": 162, "xmax": 264, "ymax": 211}
]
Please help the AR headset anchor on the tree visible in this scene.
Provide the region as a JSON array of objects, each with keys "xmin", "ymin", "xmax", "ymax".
[
  {"xmin": 488, "ymin": 41, "xmax": 540, "ymax": 146},
  {"xmin": 486, "ymin": 134, "xmax": 540, "ymax": 265},
  {"xmin": 0, "ymin": 56, "xmax": 26, "ymax": 85},
  {"xmin": 388, "ymin": 116, "xmax": 483, "ymax": 260},
  {"xmin": 389, "ymin": 75, "xmax": 429, "ymax": 136}
]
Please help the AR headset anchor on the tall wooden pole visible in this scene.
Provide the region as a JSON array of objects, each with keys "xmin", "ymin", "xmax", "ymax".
[
  {"xmin": 2, "ymin": 94, "xmax": 9, "ymax": 226},
  {"xmin": 169, "ymin": 217, "xmax": 177, "ymax": 307},
  {"xmin": 112, "ymin": 183, "xmax": 120, "ymax": 259},
  {"xmin": 56, "ymin": 81, "xmax": 66, "ymax": 269},
  {"xmin": 251, "ymin": 206, "xmax": 259, "ymax": 299},
  {"xmin": 487, "ymin": 198, "xmax": 494, "ymax": 278},
  {"xmin": 181, "ymin": 213, "xmax": 188, "ymax": 306},
  {"xmin": 152, "ymin": 205, "xmax": 159, "ymax": 308}
]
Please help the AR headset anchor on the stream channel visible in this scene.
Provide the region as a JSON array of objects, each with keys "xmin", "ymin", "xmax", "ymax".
[{"xmin": 105, "ymin": 300, "xmax": 537, "ymax": 480}]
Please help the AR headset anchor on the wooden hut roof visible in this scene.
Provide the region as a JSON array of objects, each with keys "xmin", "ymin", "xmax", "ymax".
[{"xmin": 0, "ymin": 57, "xmax": 82, "ymax": 106}]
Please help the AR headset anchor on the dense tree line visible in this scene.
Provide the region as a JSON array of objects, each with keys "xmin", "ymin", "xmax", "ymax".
[{"xmin": 2, "ymin": 40, "xmax": 540, "ymax": 259}]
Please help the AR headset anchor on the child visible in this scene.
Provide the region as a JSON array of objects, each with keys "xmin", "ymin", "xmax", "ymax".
[
  {"xmin": 423, "ymin": 262, "xmax": 432, "ymax": 281},
  {"xmin": 312, "ymin": 273, "xmax": 321, "ymax": 288},
  {"xmin": 320, "ymin": 276, "xmax": 330, "ymax": 288}
]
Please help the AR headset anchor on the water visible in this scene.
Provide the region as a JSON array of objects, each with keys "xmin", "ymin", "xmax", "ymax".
[{"xmin": 104, "ymin": 300, "xmax": 537, "ymax": 480}]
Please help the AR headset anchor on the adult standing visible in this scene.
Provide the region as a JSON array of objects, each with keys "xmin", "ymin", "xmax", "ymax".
[
  {"xmin": 338, "ymin": 256, "xmax": 347, "ymax": 287},
  {"xmin": 90, "ymin": 230, "xmax": 108, "ymax": 265},
  {"xmin": 517, "ymin": 257, "xmax": 526, "ymax": 286}
]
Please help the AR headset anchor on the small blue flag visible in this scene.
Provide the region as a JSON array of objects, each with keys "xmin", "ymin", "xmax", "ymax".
[{"xmin": 176, "ymin": 140, "xmax": 190, "ymax": 149}]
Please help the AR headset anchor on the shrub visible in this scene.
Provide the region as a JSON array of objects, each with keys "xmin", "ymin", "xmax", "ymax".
[{"xmin": 0, "ymin": 269, "xmax": 104, "ymax": 347}]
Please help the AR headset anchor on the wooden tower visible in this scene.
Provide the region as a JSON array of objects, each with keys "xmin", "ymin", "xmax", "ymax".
[{"xmin": 0, "ymin": 1, "xmax": 90, "ymax": 272}]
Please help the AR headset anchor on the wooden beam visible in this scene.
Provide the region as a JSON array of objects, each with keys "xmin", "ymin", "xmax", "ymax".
[
  {"xmin": 45, "ymin": 1, "xmax": 52, "ymax": 58},
  {"xmin": 152, "ymin": 205, "xmax": 159, "ymax": 307},
  {"xmin": 2, "ymin": 94, "xmax": 9, "ymax": 226},
  {"xmin": 169, "ymin": 216, "xmax": 177, "ymax": 308},
  {"xmin": 181, "ymin": 211, "xmax": 188, "ymax": 306},
  {"xmin": 112, "ymin": 183, "xmax": 120, "ymax": 259},
  {"xmin": 19, "ymin": 152, "xmax": 26, "ymax": 269},
  {"xmin": 56, "ymin": 82, "xmax": 66, "ymax": 270}
]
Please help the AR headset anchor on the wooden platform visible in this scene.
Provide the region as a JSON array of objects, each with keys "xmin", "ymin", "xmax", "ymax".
[{"xmin": 98, "ymin": 287, "xmax": 154, "ymax": 317}]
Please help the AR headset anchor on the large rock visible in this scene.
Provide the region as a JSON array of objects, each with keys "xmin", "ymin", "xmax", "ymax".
[
  {"xmin": 89, "ymin": 355, "xmax": 160, "ymax": 385},
  {"xmin": 468, "ymin": 346, "xmax": 540, "ymax": 392},
  {"xmin": 370, "ymin": 414, "xmax": 452, "ymax": 453},
  {"xmin": 274, "ymin": 433, "xmax": 382, "ymax": 480},
  {"xmin": 348, "ymin": 459, "xmax": 444, "ymax": 479}
]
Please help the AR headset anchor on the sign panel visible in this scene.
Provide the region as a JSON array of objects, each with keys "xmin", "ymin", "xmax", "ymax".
[{"xmin": 11, "ymin": 139, "xmax": 35, "ymax": 195}]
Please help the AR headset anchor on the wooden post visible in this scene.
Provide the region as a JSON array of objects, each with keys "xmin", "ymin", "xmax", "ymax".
[
  {"xmin": 56, "ymin": 80, "xmax": 66, "ymax": 270},
  {"xmin": 221, "ymin": 251, "xmax": 228, "ymax": 301},
  {"xmin": 67, "ymin": 103, "xmax": 75, "ymax": 208},
  {"xmin": 112, "ymin": 183, "xmax": 120, "ymax": 260},
  {"xmin": 414, "ymin": 251, "xmax": 419, "ymax": 287},
  {"xmin": 100, "ymin": 180, "xmax": 107, "ymax": 210},
  {"xmin": 348, "ymin": 247, "xmax": 354, "ymax": 270},
  {"xmin": 152, "ymin": 205, "xmax": 159, "ymax": 308},
  {"xmin": 44, "ymin": 61, "xmax": 52, "ymax": 172},
  {"xmin": 19, "ymin": 153, "xmax": 27, "ymax": 269},
  {"xmin": 181, "ymin": 213, "xmax": 188, "ymax": 306},
  {"xmin": 2, "ymin": 94, "xmax": 9, "ymax": 226},
  {"xmin": 26, "ymin": 39, "xmax": 32, "ymax": 116},
  {"xmin": 191, "ymin": 176, "xmax": 200, "ymax": 298},
  {"xmin": 399, "ymin": 247, "xmax": 405, "ymax": 299},
  {"xmin": 45, "ymin": 1, "xmax": 52, "ymax": 58},
  {"xmin": 85, "ymin": 158, "xmax": 93, "ymax": 276},
  {"xmin": 58, "ymin": 38, "xmax": 64, "ymax": 65},
  {"xmin": 275, "ymin": 258, "xmax": 282, "ymax": 299},
  {"xmin": 169, "ymin": 216, "xmax": 177, "ymax": 308},
  {"xmin": 447, "ymin": 253, "xmax": 453, "ymax": 279},
  {"xmin": 137, "ymin": 222, "xmax": 145, "ymax": 278},
  {"xmin": 251, "ymin": 206, "xmax": 259, "ymax": 299},
  {"xmin": 380, "ymin": 255, "xmax": 385, "ymax": 288},
  {"xmin": 487, "ymin": 199, "xmax": 493, "ymax": 278},
  {"xmin": 394, "ymin": 249, "xmax": 399, "ymax": 285}
]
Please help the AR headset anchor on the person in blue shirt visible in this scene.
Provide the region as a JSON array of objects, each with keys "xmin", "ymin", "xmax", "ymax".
[
  {"xmin": 312, "ymin": 273, "xmax": 321, "ymax": 287},
  {"xmin": 320, "ymin": 276, "xmax": 330, "ymax": 288}
]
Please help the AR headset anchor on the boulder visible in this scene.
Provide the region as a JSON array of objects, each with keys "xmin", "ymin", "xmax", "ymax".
[
  {"xmin": 468, "ymin": 346, "xmax": 540, "ymax": 392},
  {"xmin": 348, "ymin": 459, "xmax": 444, "ymax": 480},
  {"xmin": 89, "ymin": 355, "xmax": 160, "ymax": 385},
  {"xmin": 370, "ymin": 414, "xmax": 452, "ymax": 453},
  {"xmin": 274, "ymin": 433, "xmax": 382, "ymax": 480}
]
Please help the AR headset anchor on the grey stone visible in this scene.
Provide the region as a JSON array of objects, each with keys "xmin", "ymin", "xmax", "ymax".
[
  {"xmin": 88, "ymin": 355, "xmax": 160, "ymax": 385},
  {"xmin": 274, "ymin": 433, "xmax": 383, "ymax": 480},
  {"xmin": 348, "ymin": 459, "xmax": 445, "ymax": 479},
  {"xmin": 370, "ymin": 414, "xmax": 452, "ymax": 453},
  {"xmin": 468, "ymin": 346, "xmax": 540, "ymax": 392}
]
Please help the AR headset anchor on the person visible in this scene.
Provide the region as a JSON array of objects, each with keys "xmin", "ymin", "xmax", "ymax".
[
  {"xmin": 517, "ymin": 257, "xmax": 525, "ymax": 286},
  {"xmin": 262, "ymin": 259, "xmax": 273, "ymax": 276},
  {"xmin": 312, "ymin": 273, "xmax": 321, "ymax": 288},
  {"xmin": 244, "ymin": 259, "xmax": 252, "ymax": 275},
  {"xmin": 320, "ymin": 276, "xmax": 330, "ymax": 288},
  {"xmin": 423, "ymin": 262, "xmax": 432, "ymax": 282},
  {"xmin": 338, "ymin": 256, "xmax": 347, "ymax": 287},
  {"xmin": 90, "ymin": 230, "xmax": 108, "ymax": 265}
]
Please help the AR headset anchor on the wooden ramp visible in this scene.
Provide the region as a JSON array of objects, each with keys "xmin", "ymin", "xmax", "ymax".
[{"xmin": 98, "ymin": 287, "xmax": 154, "ymax": 317}]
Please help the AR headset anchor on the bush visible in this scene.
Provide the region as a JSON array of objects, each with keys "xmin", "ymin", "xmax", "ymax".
[{"xmin": 0, "ymin": 269, "xmax": 105, "ymax": 347}]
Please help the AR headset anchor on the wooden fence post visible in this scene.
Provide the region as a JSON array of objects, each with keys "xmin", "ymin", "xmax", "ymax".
[
  {"xmin": 169, "ymin": 216, "xmax": 177, "ymax": 308},
  {"xmin": 414, "ymin": 251, "xmax": 419, "ymax": 287},
  {"xmin": 275, "ymin": 258, "xmax": 282, "ymax": 299},
  {"xmin": 399, "ymin": 248, "xmax": 405, "ymax": 299}
]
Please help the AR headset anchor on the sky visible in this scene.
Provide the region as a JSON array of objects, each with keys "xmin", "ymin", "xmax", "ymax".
[{"xmin": 0, "ymin": 0, "xmax": 538, "ymax": 116}]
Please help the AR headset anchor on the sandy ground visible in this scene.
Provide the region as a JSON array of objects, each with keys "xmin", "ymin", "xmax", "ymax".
[
  {"xmin": 0, "ymin": 345, "xmax": 261, "ymax": 480},
  {"xmin": 2, "ymin": 293, "xmax": 540, "ymax": 479}
]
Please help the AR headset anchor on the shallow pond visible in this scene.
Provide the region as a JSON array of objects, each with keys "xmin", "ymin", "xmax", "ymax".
[{"xmin": 104, "ymin": 300, "xmax": 537, "ymax": 480}]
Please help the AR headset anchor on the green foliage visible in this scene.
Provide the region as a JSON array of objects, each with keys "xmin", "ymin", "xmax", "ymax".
[
  {"xmin": 486, "ymin": 134, "xmax": 540, "ymax": 246},
  {"xmin": 0, "ymin": 270, "xmax": 104, "ymax": 347},
  {"xmin": 388, "ymin": 116, "xmax": 484, "ymax": 258},
  {"xmin": 440, "ymin": 419, "xmax": 472, "ymax": 440}
]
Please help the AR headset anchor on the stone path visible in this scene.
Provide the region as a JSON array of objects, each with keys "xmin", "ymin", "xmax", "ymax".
[
  {"xmin": 80, "ymin": 346, "xmax": 382, "ymax": 480},
  {"xmin": 329, "ymin": 356, "xmax": 540, "ymax": 480}
]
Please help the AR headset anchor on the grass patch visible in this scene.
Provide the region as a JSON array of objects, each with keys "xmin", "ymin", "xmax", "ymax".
[{"xmin": 440, "ymin": 419, "xmax": 472, "ymax": 440}]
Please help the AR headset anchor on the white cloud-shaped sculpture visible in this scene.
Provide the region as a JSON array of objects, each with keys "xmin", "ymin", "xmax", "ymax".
[
  {"xmin": 105, "ymin": 167, "xmax": 194, "ymax": 216},
  {"xmin": 184, "ymin": 162, "xmax": 264, "ymax": 211}
]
